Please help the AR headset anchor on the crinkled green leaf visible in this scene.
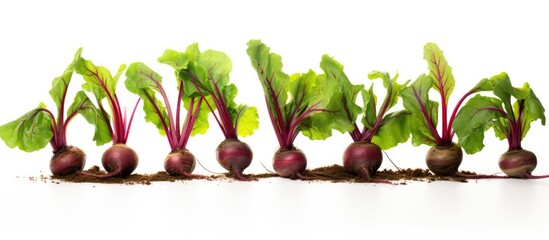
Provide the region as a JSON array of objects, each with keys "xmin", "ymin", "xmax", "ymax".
[
  {"xmin": 454, "ymin": 95, "xmax": 505, "ymax": 154},
  {"xmin": 424, "ymin": 42, "xmax": 455, "ymax": 103},
  {"xmin": 371, "ymin": 110, "xmax": 411, "ymax": 150},
  {"xmin": 521, "ymin": 89, "xmax": 545, "ymax": 139},
  {"xmin": 158, "ymin": 49, "xmax": 190, "ymax": 70},
  {"xmin": 368, "ymin": 71, "xmax": 409, "ymax": 109},
  {"xmin": 455, "ymin": 72, "xmax": 546, "ymax": 151},
  {"xmin": 0, "ymin": 107, "xmax": 53, "ymax": 152},
  {"xmin": 68, "ymin": 91, "xmax": 112, "ymax": 145},
  {"xmin": 491, "ymin": 72, "xmax": 529, "ymax": 122},
  {"xmin": 234, "ymin": 105, "xmax": 259, "ymax": 137},
  {"xmin": 76, "ymin": 56, "xmax": 126, "ymax": 105},
  {"xmin": 295, "ymin": 70, "xmax": 333, "ymax": 140},
  {"xmin": 125, "ymin": 62, "xmax": 169, "ymax": 136},
  {"xmin": 319, "ymin": 55, "xmax": 363, "ymax": 122},
  {"xmin": 360, "ymin": 86, "xmax": 377, "ymax": 129},
  {"xmin": 246, "ymin": 40, "xmax": 289, "ymax": 115},
  {"xmin": 49, "ymin": 48, "xmax": 82, "ymax": 112},
  {"xmin": 173, "ymin": 43, "xmax": 258, "ymax": 138},
  {"xmin": 400, "ymin": 74, "xmax": 439, "ymax": 146}
]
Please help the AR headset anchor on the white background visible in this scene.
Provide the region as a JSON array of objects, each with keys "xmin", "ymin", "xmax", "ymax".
[{"xmin": 1, "ymin": 0, "xmax": 548, "ymax": 238}]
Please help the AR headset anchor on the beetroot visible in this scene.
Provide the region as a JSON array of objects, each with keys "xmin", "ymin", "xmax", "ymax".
[
  {"xmin": 100, "ymin": 144, "xmax": 139, "ymax": 178},
  {"xmin": 164, "ymin": 149, "xmax": 207, "ymax": 178},
  {"xmin": 216, "ymin": 139, "xmax": 253, "ymax": 181},
  {"xmin": 498, "ymin": 149, "xmax": 537, "ymax": 178},
  {"xmin": 273, "ymin": 149, "xmax": 307, "ymax": 178},
  {"xmin": 50, "ymin": 146, "xmax": 86, "ymax": 176},
  {"xmin": 425, "ymin": 143, "xmax": 463, "ymax": 176},
  {"xmin": 343, "ymin": 142, "xmax": 382, "ymax": 179}
]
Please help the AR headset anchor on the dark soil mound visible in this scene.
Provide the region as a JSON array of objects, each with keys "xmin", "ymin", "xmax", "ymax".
[{"xmin": 46, "ymin": 165, "xmax": 479, "ymax": 185}]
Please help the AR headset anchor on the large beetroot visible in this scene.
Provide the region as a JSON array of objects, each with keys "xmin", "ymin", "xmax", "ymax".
[
  {"xmin": 320, "ymin": 56, "xmax": 411, "ymax": 182},
  {"xmin": 454, "ymin": 72, "xmax": 546, "ymax": 178},
  {"xmin": 125, "ymin": 61, "xmax": 208, "ymax": 179},
  {"xmin": 162, "ymin": 44, "xmax": 259, "ymax": 181},
  {"xmin": 0, "ymin": 48, "xmax": 110, "ymax": 176}
]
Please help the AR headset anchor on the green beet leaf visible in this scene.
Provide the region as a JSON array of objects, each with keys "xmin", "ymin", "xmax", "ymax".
[
  {"xmin": 125, "ymin": 62, "xmax": 170, "ymax": 136},
  {"xmin": 165, "ymin": 43, "xmax": 258, "ymax": 140},
  {"xmin": 0, "ymin": 105, "xmax": 53, "ymax": 152},
  {"xmin": 424, "ymin": 42, "xmax": 455, "ymax": 103},
  {"xmin": 67, "ymin": 91, "xmax": 112, "ymax": 146},
  {"xmin": 454, "ymin": 72, "xmax": 545, "ymax": 152},
  {"xmin": 400, "ymin": 74, "xmax": 439, "ymax": 146},
  {"xmin": 453, "ymin": 95, "xmax": 505, "ymax": 154}
]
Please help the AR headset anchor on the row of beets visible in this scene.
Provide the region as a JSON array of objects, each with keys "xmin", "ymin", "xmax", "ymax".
[{"xmin": 0, "ymin": 41, "xmax": 546, "ymax": 181}]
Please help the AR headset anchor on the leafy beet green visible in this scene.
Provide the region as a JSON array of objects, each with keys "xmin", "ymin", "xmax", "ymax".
[
  {"xmin": 162, "ymin": 43, "xmax": 259, "ymax": 140},
  {"xmin": 454, "ymin": 72, "xmax": 545, "ymax": 153},
  {"xmin": 75, "ymin": 56, "xmax": 140, "ymax": 145},
  {"xmin": 320, "ymin": 55, "xmax": 411, "ymax": 148},
  {"xmin": 247, "ymin": 40, "xmax": 335, "ymax": 149},
  {"xmin": 0, "ymin": 48, "xmax": 109, "ymax": 175},
  {"xmin": 0, "ymin": 48, "xmax": 110, "ymax": 152}
]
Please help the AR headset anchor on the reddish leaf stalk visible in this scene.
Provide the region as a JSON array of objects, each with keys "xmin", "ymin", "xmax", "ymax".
[{"xmin": 85, "ymin": 68, "xmax": 139, "ymax": 144}]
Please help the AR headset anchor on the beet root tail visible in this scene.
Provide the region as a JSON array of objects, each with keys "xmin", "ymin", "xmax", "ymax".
[
  {"xmin": 522, "ymin": 173, "xmax": 549, "ymax": 179},
  {"xmin": 358, "ymin": 167, "xmax": 393, "ymax": 184},
  {"xmin": 455, "ymin": 172, "xmax": 508, "ymax": 179},
  {"xmin": 231, "ymin": 168, "xmax": 254, "ymax": 181}
]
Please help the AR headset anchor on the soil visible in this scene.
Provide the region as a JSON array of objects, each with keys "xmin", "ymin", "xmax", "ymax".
[{"xmin": 41, "ymin": 164, "xmax": 481, "ymax": 185}]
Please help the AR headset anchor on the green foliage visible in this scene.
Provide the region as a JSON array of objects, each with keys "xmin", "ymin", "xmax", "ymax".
[
  {"xmin": 400, "ymin": 74, "xmax": 439, "ymax": 146},
  {"xmin": 0, "ymin": 106, "xmax": 53, "ymax": 152},
  {"xmin": 454, "ymin": 72, "xmax": 546, "ymax": 152}
]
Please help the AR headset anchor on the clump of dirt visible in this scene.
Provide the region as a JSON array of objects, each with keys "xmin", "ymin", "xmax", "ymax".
[
  {"xmin": 43, "ymin": 164, "xmax": 481, "ymax": 185},
  {"xmin": 52, "ymin": 166, "xmax": 216, "ymax": 185},
  {"xmin": 300, "ymin": 165, "xmax": 471, "ymax": 184}
]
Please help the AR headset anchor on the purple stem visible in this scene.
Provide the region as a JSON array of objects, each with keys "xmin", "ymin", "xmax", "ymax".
[
  {"xmin": 123, "ymin": 98, "xmax": 141, "ymax": 144},
  {"xmin": 184, "ymin": 70, "xmax": 227, "ymax": 138},
  {"xmin": 265, "ymin": 96, "xmax": 285, "ymax": 148},
  {"xmin": 144, "ymin": 92, "xmax": 174, "ymax": 149},
  {"xmin": 141, "ymin": 71, "xmax": 179, "ymax": 143}
]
